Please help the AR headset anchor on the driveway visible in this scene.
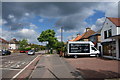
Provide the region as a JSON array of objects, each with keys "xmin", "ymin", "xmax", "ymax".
[{"xmin": 65, "ymin": 56, "xmax": 120, "ymax": 80}]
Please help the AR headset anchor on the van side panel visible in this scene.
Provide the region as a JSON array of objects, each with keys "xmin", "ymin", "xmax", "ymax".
[{"xmin": 69, "ymin": 43, "xmax": 90, "ymax": 53}]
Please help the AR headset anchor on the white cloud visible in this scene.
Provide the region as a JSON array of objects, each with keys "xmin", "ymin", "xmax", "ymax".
[
  {"xmin": 16, "ymin": 28, "xmax": 39, "ymax": 43},
  {"xmin": 90, "ymin": 17, "xmax": 105, "ymax": 31},
  {"xmin": 8, "ymin": 14, "xmax": 14, "ymax": 19},
  {"xmin": 8, "ymin": 14, "xmax": 16, "ymax": 22},
  {"xmin": 95, "ymin": 3, "xmax": 118, "ymax": 17},
  {"xmin": 39, "ymin": 18, "xmax": 44, "ymax": 23},
  {"xmin": 56, "ymin": 35, "xmax": 61, "ymax": 41},
  {"xmin": 2, "ymin": 19, "xmax": 8, "ymax": 25},
  {"xmin": 67, "ymin": 34, "xmax": 77, "ymax": 40},
  {"xmin": 0, "ymin": 19, "xmax": 2, "ymax": 26},
  {"xmin": 64, "ymin": 29, "xmax": 79, "ymax": 33},
  {"xmin": 0, "ymin": 19, "xmax": 8, "ymax": 26},
  {"xmin": 0, "ymin": 28, "xmax": 12, "ymax": 40},
  {"xmin": 57, "ymin": 28, "xmax": 65, "ymax": 33},
  {"xmin": 29, "ymin": 23, "xmax": 38, "ymax": 29},
  {"xmin": 1, "ymin": 28, "xmax": 39, "ymax": 44},
  {"xmin": 25, "ymin": 13, "xmax": 30, "ymax": 16},
  {"xmin": 91, "ymin": 25, "xmax": 97, "ymax": 31},
  {"xmin": 96, "ymin": 17, "xmax": 105, "ymax": 26}
]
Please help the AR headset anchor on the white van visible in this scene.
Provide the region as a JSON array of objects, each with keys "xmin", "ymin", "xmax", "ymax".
[{"xmin": 65, "ymin": 41, "xmax": 100, "ymax": 58}]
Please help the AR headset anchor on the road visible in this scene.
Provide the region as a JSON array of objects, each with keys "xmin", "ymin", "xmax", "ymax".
[
  {"xmin": 1, "ymin": 51, "xmax": 83, "ymax": 80},
  {"xmin": 1, "ymin": 51, "xmax": 42, "ymax": 79}
]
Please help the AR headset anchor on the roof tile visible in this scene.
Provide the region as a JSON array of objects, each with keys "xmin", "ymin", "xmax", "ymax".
[{"xmin": 107, "ymin": 17, "xmax": 120, "ymax": 27}]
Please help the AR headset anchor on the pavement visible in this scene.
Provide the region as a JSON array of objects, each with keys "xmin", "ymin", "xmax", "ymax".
[
  {"xmin": 29, "ymin": 54, "xmax": 83, "ymax": 80},
  {"xmin": 65, "ymin": 56, "xmax": 120, "ymax": 80}
]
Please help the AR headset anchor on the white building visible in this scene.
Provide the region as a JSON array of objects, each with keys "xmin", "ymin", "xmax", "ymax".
[
  {"xmin": 101, "ymin": 17, "xmax": 120, "ymax": 60},
  {"xmin": 9, "ymin": 38, "xmax": 19, "ymax": 50}
]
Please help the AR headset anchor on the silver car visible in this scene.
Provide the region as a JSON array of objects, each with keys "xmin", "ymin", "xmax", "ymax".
[{"xmin": 27, "ymin": 50, "xmax": 35, "ymax": 55}]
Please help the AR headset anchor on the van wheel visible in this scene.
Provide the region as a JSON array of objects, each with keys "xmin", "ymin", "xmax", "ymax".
[
  {"xmin": 96, "ymin": 54, "xmax": 99, "ymax": 57},
  {"xmin": 64, "ymin": 53, "xmax": 68, "ymax": 58},
  {"xmin": 74, "ymin": 55, "xmax": 77, "ymax": 58}
]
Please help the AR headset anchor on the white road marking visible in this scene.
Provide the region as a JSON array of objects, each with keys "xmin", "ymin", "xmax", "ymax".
[
  {"xmin": 11, "ymin": 55, "xmax": 40, "ymax": 79},
  {"xmin": 0, "ymin": 68, "xmax": 21, "ymax": 71}
]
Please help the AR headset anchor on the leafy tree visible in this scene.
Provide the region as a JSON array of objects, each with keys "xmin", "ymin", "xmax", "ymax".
[
  {"xmin": 19, "ymin": 39, "xmax": 28, "ymax": 50},
  {"xmin": 37, "ymin": 29, "xmax": 58, "ymax": 53},
  {"xmin": 54, "ymin": 41, "xmax": 66, "ymax": 54}
]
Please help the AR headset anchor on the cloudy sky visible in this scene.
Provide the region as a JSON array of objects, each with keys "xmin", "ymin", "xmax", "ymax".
[{"xmin": 0, "ymin": 1, "xmax": 119, "ymax": 44}]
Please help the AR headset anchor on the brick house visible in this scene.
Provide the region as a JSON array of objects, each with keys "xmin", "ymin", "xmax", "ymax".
[
  {"xmin": 69, "ymin": 28, "xmax": 96, "ymax": 41},
  {"xmin": 0, "ymin": 38, "xmax": 9, "ymax": 50},
  {"xmin": 88, "ymin": 29, "xmax": 102, "ymax": 52},
  {"xmin": 80, "ymin": 28, "xmax": 96, "ymax": 41}
]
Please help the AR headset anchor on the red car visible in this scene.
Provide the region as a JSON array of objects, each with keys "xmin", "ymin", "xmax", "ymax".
[
  {"xmin": 25, "ymin": 51, "xmax": 29, "ymax": 53},
  {"xmin": 20, "ymin": 50, "xmax": 25, "ymax": 53}
]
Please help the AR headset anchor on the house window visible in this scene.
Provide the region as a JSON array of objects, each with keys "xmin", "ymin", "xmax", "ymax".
[
  {"xmin": 108, "ymin": 29, "xmax": 112, "ymax": 37},
  {"xmin": 104, "ymin": 31, "xmax": 107, "ymax": 39}
]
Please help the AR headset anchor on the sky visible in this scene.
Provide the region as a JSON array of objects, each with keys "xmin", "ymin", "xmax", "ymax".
[{"xmin": 0, "ymin": 1, "xmax": 119, "ymax": 45}]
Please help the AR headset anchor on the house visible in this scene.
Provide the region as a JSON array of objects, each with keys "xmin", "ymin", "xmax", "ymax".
[
  {"xmin": 0, "ymin": 38, "xmax": 9, "ymax": 50},
  {"xmin": 9, "ymin": 38, "xmax": 19, "ymax": 50},
  {"xmin": 101, "ymin": 17, "xmax": 120, "ymax": 60},
  {"xmin": 69, "ymin": 34, "xmax": 82, "ymax": 41},
  {"xmin": 88, "ymin": 29, "xmax": 102, "ymax": 52},
  {"xmin": 69, "ymin": 28, "xmax": 96, "ymax": 41},
  {"xmin": 79, "ymin": 28, "xmax": 96, "ymax": 41}
]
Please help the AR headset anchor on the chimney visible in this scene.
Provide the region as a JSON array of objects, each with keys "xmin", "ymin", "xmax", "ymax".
[
  {"xmin": 77, "ymin": 33, "xmax": 80, "ymax": 36},
  {"xmin": 86, "ymin": 27, "xmax": 91, "ymax": 32}
]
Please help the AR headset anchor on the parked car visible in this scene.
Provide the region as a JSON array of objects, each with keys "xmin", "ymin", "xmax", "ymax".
[
  {"xmin": 20, "ymin": 50, "xmax": 25, "ymax": 53},
  {"xmin": 20, "ymin": 50, "xmax": 29, "ymax": 53},
  {"xmin": 27, "ymin": 50, "xmax": 35, "ymax": 55},
  {"xmin": 2, "ymin": 50, "xmax": 11, "ymax": 55},
  {"xmin": 25, "ymin": 50, "xmax": 29, "ymax": 53}
]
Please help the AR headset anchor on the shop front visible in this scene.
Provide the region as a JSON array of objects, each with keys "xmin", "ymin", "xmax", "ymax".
[
  {"xmin": 102, "ymin": 41, "xmax": 116, "ymax": 58},
  {"xmin": 103, "ymin": 35, "xmax": 120, "ymax": 60}
]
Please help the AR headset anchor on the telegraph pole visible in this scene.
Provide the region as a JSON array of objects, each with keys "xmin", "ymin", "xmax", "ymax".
[{"xmin": 61, "ymin": 26, "xmax": 63, "ymax": 42}]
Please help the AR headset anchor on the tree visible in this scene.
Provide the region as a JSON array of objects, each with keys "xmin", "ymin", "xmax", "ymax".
[
  {"xmin": 19, "ymin": 39, "xmax": 28, "ymax": 50},
  {"xmin": 37, "ymin": 29, "xmax": 58, "ymax": 53},
  {"xmin": 54, "ymin": 41, "xmax": 66, "ymax": 54}
]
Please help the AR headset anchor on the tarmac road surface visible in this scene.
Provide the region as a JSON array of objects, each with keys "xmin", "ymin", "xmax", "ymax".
[{"xmin": 1, "ymin": 52, "xmax": 40, "ymax": 79}]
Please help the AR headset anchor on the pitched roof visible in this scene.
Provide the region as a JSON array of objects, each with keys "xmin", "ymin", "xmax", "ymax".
[
  {"xmin": 89, "ymin": 29, "xmax": 101, "ymax": 38},
  {"xmin": 0, "ymin": 38, "xmax": 8, "ymax": 43},
  {"xmin": 69, "ymin": 35, "xmax": 82, "ymax": 41},
  {"xmin": 9, "ymin": 38, "xmax": 19, "ymax": 44},
  {"xmin": 107, "ymin": 17, "xmax": 120, "ymax": 27},
  {"xmin": 81, "ymin": 30, "xmax": 96, "ymax": 39},
  {"xmin": 73, "ymin": 35, "xmax": 82, "ymax": 41}
]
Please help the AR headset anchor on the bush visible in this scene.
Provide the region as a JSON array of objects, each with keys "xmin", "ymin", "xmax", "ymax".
[{"xmin": 25, "ymin": 48, "xmax": 31, "ymax": 51}]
